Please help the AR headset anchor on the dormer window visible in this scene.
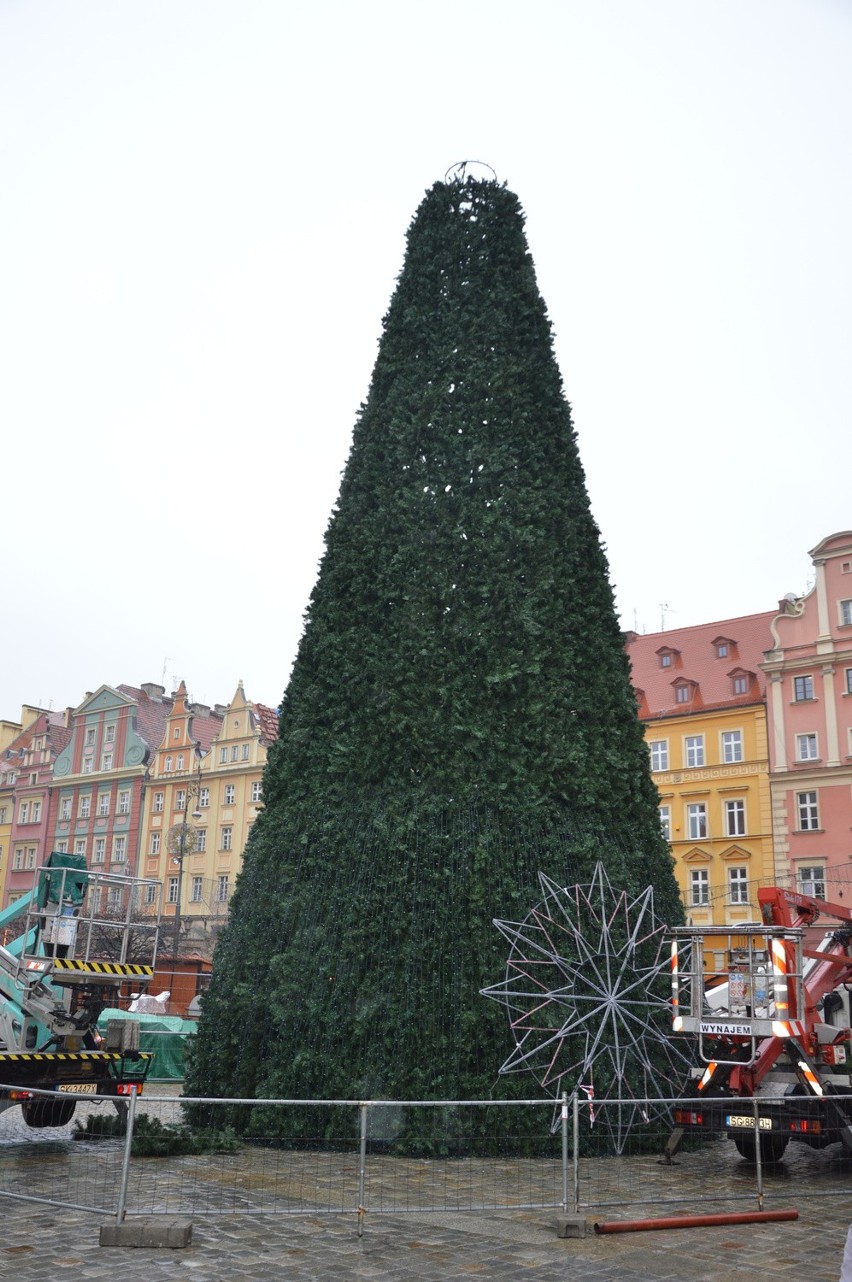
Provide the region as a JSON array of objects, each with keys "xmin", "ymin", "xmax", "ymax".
[
  {"xmin": 712, "ymin": 635, "xmax": 736, "ymax": 659},
  {"xmin": 657, "ymin": 646, "xmax": 680, "ymax": 670},
  {"xmin": 675, "ymin": 684, "xmax": 690, "ymax": 704},
  {"xmin": 730, "ymin": 669, "xmax": 753, "ymax": 696}
]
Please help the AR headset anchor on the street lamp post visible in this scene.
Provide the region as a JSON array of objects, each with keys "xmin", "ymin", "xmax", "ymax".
[{"xmin": 172, "ymin": 753, "xmax": 203, "ymax": 968}]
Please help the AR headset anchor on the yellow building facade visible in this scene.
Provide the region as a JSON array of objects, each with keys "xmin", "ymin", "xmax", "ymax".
[
  {"xmin": 627, "ymin": 613, "xmax": 776, "ymax": 928},
  {"xmin": 139, "ymin": 681, "xmax": 277, "ymax": 945}
]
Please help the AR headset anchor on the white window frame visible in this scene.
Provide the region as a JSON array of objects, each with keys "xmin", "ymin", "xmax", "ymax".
[
  {"xmin": 242, "ymin": 744, "xmax": 250, "ymax": 761},
  {"xmin": 93, "ymin": 837, "xmax": 106, "ymax": 864},
  {"xmin": 689, "ymin": 869, "xmax": 710, "ymax": 906},
  {"xmin": 74, "ymin": 838, "xmax": 87, "ymax": 857},
  {"xmin": 224, "ymin": 784, "xmax": 236, "ymax": 805},
  {"xmin": 18, "ymin": 801, "xmax": 29, "ymax": 824},
  {"xmin": 685, "ymin": 736, "xmax": 705, "ymax": 768},
  {"xmin": 797, "ymin": 790, "xmax": 819, "ymax": 831},
  {"xmin": 799, "ymin": 864, "xmax": 826, "ymax": 898},
  {"xmin": 721, "ymin": 730, "xmax": 743, "ymax": 764},
  {"xmin": 796, "ymin": 733, "xmax": 819, "ymax": 762},
  {"xmin": 190, "ymin": 875, "xmax": 204, "ymax": 903},
  {"xmin": 649, "ymin": 740, "xmax": 668, "ymax": 771},
  {"xmin": 659, "ymin": 805, "xmax": 671, "ymax": 841},
  {"xmin": 840, "ymin": 599, "xmax": 852, "ymax": 626},
  {"xmin": 216, "ymin": 874, "xmax": 230, "ymax": 903},
  {"xmin": 675, "ymin": 684, "xmax": 690, "ymax": 704},
  {"xmin": 199, "ymin": 787, "xmax": 210, "ymax": 808},
  {"xmin": 85, "ymin": 728, "xmax": 96, "ymax": 747},
  {"xmin": 724, "ymin": 798, "xmax": 746, "ymax": 837},
  {"xmin": 97, "ymin": 793, "xmax": 110, "ymax": 817},
  {"xmin": 221, "ymin": 826, "xmax": 233, "ymax": 852},
  {"xmin": 687, "ymin": 802, "xmax": 708, "ymax": 840},
  {"xmin": 251, "ymin": 781, "xmax": 262, "ymax": 803},
  {"xmin": 79, "ymin": 796, "xmax": 91, "ymax": 819},
  {"xmin": 105, "ymin": 723, "xmax": 116, "ymax": 743},
  {"xmin": 167, "ymin": 876, "xmax": 179, "ymax": 905},
  {"xmin": 101, "ymin": 752, "xmax": 113, "ymax": 772},
  {"xmin": 196, "ymin": 829, "xmax": 207, "ymax": 852},
  {"xmin": 117, "ymin": 790, "xmax": 130, "ymax": 815},
  {"xmin": 794, "ymin": 674, "xmax": 814, "ymax": 701},
  {"xmin": 112, "ymin": 834, "xmax": 127, "ymax": 863},
  {"xmin": 728, "ymin": 866, "xmax": 749, "ymax": 905},
  {"xmin": 153, "ymin": 792, "xmax": 164, "ymax": 813},
  {"xmin": 60, "ymin": 797, "xmax": 71, "ymax": 820},
  {"xmin": 150, "ymin": 832, "xmax": 161, "ymax": 856}
]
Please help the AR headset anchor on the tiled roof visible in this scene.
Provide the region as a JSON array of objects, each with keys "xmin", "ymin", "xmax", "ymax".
[
  {"xmin": 254, "ymin": 703, "xmax": 279, "ymax": 747},
  {"xmin": 117, "ymin": 684, "xmax": 174, "ymax": 755},
  {"xmin": 192, "ymin": 710, "xmax": 224, "ymax": 755},
  {"xmin": 625, "ymin": 611, "xmax": 776, "ymax": 720}
]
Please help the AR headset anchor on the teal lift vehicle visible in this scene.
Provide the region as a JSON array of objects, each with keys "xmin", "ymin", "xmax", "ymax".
[{"xmin": 0, "ymin": 852, "xmax": 162, "ymax": 1128}]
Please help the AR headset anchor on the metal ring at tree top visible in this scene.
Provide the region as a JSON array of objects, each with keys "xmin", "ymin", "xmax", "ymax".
[{"xmin": 445, "ymin": 160, "xmax": 498, "ymax": 183}]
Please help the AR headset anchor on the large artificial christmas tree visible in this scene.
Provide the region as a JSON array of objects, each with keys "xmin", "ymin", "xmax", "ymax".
[{"xmin": 188, "ymin": 175, "xmax": 682, "ymax": 1116}]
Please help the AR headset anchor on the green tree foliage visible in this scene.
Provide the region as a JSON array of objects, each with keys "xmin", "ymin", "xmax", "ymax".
[{"xmin": 189, "ymin": 176, "xmax": 682, "ymax": 1119}]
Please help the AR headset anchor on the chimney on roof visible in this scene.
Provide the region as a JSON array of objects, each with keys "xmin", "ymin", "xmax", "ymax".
[
  {"xmin": 189, "ymin": 703, "xmax": 210, "ymax": 717},
  {"xmin": 141, "ymin": 683, "xmax": 166, "ymax": 701},
  {"xmin": 213, "ymin": 705, "xmax": 227, "ymax": 716},
  {"xmin": 65, "ymin": 707, "xmax": 74, "ymax": 727}
]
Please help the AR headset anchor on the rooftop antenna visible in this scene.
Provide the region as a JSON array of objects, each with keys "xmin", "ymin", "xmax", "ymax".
[
  {"xmin": 162, "ymin": 656, "xmax": 172, "ymax": 685},
  {"xmin": 660, "ymin": 604, "xmax": 670, "ymax": 631}
]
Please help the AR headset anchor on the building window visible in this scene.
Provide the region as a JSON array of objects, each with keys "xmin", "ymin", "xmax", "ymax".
[
  {"xmin": 79, "ymin": 796, "xmax": 91, "ymax": 819},
  {"xmin": 224, "ymin": 784, "xmax": 235, "ymax": 805},
  {"xmin": 231, "ymin": 746, "xmax": 239, "ymax": 762},
  {"xmin": 685, "ymin": 736, "xmax": 705, "ymax": 768},
  {"xmin": 732, "ymin": 674, "xmax": 749, "ymax": 695},
  {"xmin": 794, "ymin": 675, "xmax": 814, "ymax": 701},
  {"xmin": 799, "ymin": 864, "xmax": 825, "ymax": 898},
  {"xmin": 690, "ymin": 869, "xmax": 709, "ymax": 906},
  {"xmin": 659, "ymin": 805, "xmax": 671, "ymax": 841},
  {"xmin": 649, "ymin": 741, "xmax": 668, "ymax": 771},
  {"xmin": 846, "ymin": 668, "xmax": 852, "ymax": 695},
  {"xmin": 251, "ymin": 781, "xmax": 262, "ymax": 803},
  {"xmin": 85, "ymin": 728, "xmax": 96, "ymax": 747},
  {"xmin": 112, "ymin": 835, "xmax": 127, "ymax": 863},
  {"xmin": 117, "ymin": 790, "xmax": 130, "ymax": 815},
  {"xmin": 82, "ymin": 757, "xmax": 94, "ymax": 775},
  {"xmin": 150, "ymin": 832, "xmax": 161, "ymax": 856},
  {"xmin": 153, "ymin": 792, "xmax": 164, "ymax": 813},
  {"xmin": 173, "ymin": 727, "xmax": 180, "ymax": 740},
  {"xmin": 797, "ymin": 791, "xmax": 819, "ymax": 831},
  {"xmin": 728, "ymin": 866, "xmax": 749, "ymax": 905},
  {"xmin": 74, "ymin": 838, "xmax": 87, "ymax": 857},
  {"xmin": 216, "ymin": 874, "xmax": 230, "ymax": 903},
  {"xmin": 97, "ymin": 794, "xmax": 110, "ymax": 817},
  {"xmin": 675, "ymin": 684, "xmax": 690, "ymax": 704},
  {"xmin": 221, "ymin": 826, "xmax": 233, "ymax": 852},
  {"xmin": 165, "ymin": 756, "xmax": 173, "ymax": 773},
  {"xmin": 32, "ymin": 800, "xmax": 42, "ymax": 823},
  {"xmin": 196, "ymin": 829, "xmax": 207, "ymax": 852},
  {"xmin": 190, "ymin": 876, "xmax": 203, "ymax": 903},
  {"xmin": 660, "ymin": 652, "xmax": 672, "ymax": 668},
  {"xmin": 796, "ymin": 733, "xmax": 819, "ymax": 762},
  {"xmin": 840, "ymin": 599, "xmax": 852, "ymax": 626},
  {"xmin": 177, "ymin": 754, "xmax": 185, "ymax": 771},
  {"xmin": 199, "ymin": 787, "xmax": 210, "ymax": 808},
  {"xmin": 176, "ymin": 789, "xmax": 187, "ymax": 811},
  {"xmin": 108, "ymin": 889, "xmax": 122, "ymax": 917},
  {"xmin": 145, "ymin": 883, "xmax": 158, "ymax": 906},
  {"xmin": 30, "ymin": 772, "xmax": 38, "ymax": 786},
  {"xmin": 716, "ymin": 642, "xmax": 729, "ymax": 658},
  {"xmin": 55, "ymin": 840, "xmax": 68, "ymax": 853},
  {"xmin": 0, "ymin": 806, "xmax": 5, "ymax": 823},
  {"xmin": 722, "ymin": 730, "xmax": 744, "ymax": 763},
  {"xmin": 13, "ymin": 848, "xmax": 24, "ymax": 870},
  {"xmin": 19, "ymin": 801, "xmax": 29, "ymax": 824},
  {"xmin": 687, "ymin": 802, "xmax": 708, "ymax": 840},
  {"xmin": 25, "ymin": 847, "xmax": 36, "ymax": 869},
  {"xmin": 167, "ymin": 876, "xmax": 179, "ymax": 905},
  {"xmin": 101, "ymin": 753, "xmax": 113, "ymax": 772},
  {"xmin": 93, "ymin": 837, "xmax": 106, "ymax": 864},
  {"xmin": 105, "ymin": 724, "xmax": 116, "ymax": 743},
  {"xmin": 242, "ymin": 744, "xmax": 250, "ymax": 761},
  {"xmin": 725, "ymin": 799, "xmax": 746, "ymax": 837},
  {"xmin": 60, "ymin": 797, "xmax": 71, "ymax": 820},
  {"xmin": 220, "ymin": 748, "xmax": 228, "ymax": 764}
]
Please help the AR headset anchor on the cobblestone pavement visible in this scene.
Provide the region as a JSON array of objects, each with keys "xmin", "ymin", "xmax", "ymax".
[{"xmin": 2, "ymin": 1095, "xmax": 851, "ymax": 1282}]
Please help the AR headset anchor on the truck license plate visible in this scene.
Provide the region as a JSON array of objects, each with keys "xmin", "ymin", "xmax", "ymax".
[
  {"xmin": 58, "ymin": 1083, "xmax": 98, "ymax": 1094},
  {"xmin": 726, "ymin": 1113, "xmax": 772, "ymax": 1130}
]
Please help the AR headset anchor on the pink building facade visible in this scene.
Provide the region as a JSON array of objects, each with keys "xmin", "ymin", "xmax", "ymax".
[
  {"xmin": 761, "ymin": 531, "xmax": 852, "ymax": 897},
  {"xmin": 0, "ymin": 711, "xmax": 71, "ymax": 903}
]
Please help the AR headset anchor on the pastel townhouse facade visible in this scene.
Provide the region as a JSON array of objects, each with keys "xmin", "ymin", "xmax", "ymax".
[
  {"xmin": 139, "ymin": 681, "xmax": 277, "ymax": 943},
  {"xmin": 0, "ymin": 709, "xmax": 71, "ymax": 904},
  {"xmin": 48, "ymin": 683, "xmax": 175, "ymax": 890},
  {"xmin": 761, "ymin": 531, "xmax": 852, "ymax": 900},
  {"xmin": 627, "ymin": 612, "xmax": 776, "ymax": 927}
]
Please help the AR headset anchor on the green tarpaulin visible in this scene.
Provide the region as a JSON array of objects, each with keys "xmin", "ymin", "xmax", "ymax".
[{"xmin": 98, "ymin": 1008, "xmax": 195, "ymax": 1081}]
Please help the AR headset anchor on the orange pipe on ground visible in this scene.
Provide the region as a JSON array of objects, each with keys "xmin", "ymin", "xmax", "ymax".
[{"xmin": 594, "ymin": 1209, "xmax": 798, "ymax": 1234}]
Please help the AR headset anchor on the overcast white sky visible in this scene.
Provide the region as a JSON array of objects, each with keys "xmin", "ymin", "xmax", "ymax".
[{"xmin": 1, "ymin": 1, "xmax": 850, "ymax": 717}]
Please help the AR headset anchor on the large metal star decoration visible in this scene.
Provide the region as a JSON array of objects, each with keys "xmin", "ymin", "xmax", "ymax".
[{"xmin": 481, "ymin": 863, "xmax": 693, "ymax": 1152}]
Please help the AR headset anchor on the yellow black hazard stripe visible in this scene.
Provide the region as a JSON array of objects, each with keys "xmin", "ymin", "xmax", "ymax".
[
  {"xmin": 0, "ymin": 1051, "xmax": 153, "ymax": 1063},
  {"xmin": 51, "ymin": 960, "xmax": 154, "ymax": 976}
]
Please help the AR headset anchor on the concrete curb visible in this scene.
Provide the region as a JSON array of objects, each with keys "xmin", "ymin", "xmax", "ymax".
[{"xmin": 99, "ymin": 1218, "xmax": 193, "ymax": 1249}]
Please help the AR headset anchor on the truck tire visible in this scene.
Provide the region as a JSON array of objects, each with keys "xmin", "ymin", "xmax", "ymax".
[
  {"xmin": 22, "ymin": 1097, "xmax": 76, "ymax": 1128},
  {"xmin": 732, "ymin": 1132, "xmax": 788, "ymax": 1163}
]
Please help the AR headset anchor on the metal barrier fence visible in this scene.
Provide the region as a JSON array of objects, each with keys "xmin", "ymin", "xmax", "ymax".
[{"xmin": 1, "ymin": 1088, "xmax": 850, "ymax": 1233}]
